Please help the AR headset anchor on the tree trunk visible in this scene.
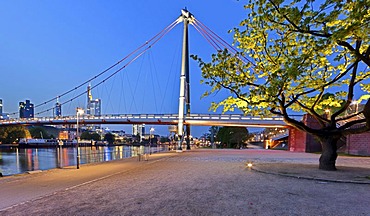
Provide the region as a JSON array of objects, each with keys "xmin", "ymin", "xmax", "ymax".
[{"xmin": 318, "ymin": 136, "xmax": 339, "ymax": 171}]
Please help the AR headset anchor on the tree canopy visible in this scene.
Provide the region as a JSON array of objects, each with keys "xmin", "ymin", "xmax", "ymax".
[
  {"xmin": 81, "ymin": 131, "xmax": 101, "ymax": 141},
  {"xmin": 0, "ymin": 126, "xmax": 30, "ymax": 144},
  {"xmin": 193, "ymin": 0, "xmax": 370, "ymax": 170},
  {"xmin": 29, "ymin": 126, "xmax": 51, "ymax": 139},
  {"xmin": 216, "ymin": 126, "xmax": 249, "ymax": 148},
  {"xmin": 104, "ymin": 133, "xmax": 115, "ymax": 144}
]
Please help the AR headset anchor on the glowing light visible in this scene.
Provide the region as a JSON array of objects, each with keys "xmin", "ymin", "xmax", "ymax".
[{"xmin": 247, "ymin": 163, "xmax": 253, "ymax": 168}]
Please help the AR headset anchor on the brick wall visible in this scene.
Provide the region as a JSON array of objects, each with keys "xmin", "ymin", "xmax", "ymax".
[
  {"xmin": 345, "ymin": 132, "xmax": 370, "ymax": 156},
  {"xmin": 288, "ymin": 127, "xmax": 306, "ymax": 152},
  {"xmin": 288, "ymin": 114, "xmax": 322, "ymax": 153}
]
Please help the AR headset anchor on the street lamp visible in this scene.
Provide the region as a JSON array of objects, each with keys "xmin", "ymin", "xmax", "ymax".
[
  {"xmin": 76, "ymin": 107, "xmax": 84, "ymax": 169},
  {"xmin": 150, "ymin": 127, "xmax": 155, "ymax": 155},
  {"xmin": 351, "ymin": 100, "xmax": 359, "ymax": 113},
  {"xmin": 325, "ymin": 109, "xmax": 331, "ymax": 119}
]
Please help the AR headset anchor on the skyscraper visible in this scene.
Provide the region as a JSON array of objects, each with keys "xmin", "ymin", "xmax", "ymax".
[
  {"xmin": 132, "ymin": 124, "xmax": 145, "ymax": 142},
  {"xmin": 86, "ymin": 84, "xmax": 102, "ymax": 130},
  {"xmin": 86, "ymin": 84, "xmax": 101, "ymax": 116},
  {"xmin": 55, "ymin": 102, "xmax": 62, "ymax": 117},
  {"xmin": 0, "ymin": 99, "xmax": 3, "ymax": 115},
  {"xmin": 19, "ymin": 100, "xmax": 34, "ymax": 118},
  {"xmin": 54, "ymin": 97, "xmax": 62, "ymax": 117}
]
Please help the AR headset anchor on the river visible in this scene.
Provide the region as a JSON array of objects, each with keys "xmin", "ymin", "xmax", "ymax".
[{"xmin": 0, "ymin": 145, "xmax": 162, "ymax": 176}]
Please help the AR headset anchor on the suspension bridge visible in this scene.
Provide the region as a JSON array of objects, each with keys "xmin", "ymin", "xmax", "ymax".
[{"xmin": 0, "ymin": 9, "xmax": 295, "ymax": 150}]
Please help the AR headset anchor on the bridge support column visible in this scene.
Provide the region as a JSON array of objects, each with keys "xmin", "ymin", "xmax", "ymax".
[{"xmin": 177, "ymin": 9, "xmax": 194, "ymax": 152}]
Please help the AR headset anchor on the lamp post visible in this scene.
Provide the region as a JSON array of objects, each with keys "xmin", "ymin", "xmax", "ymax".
[
  {"xmin": 351, "ymin": 100, "xmax": 359, "ymax": 113},
  {"xmin": 325, "ymin": 109, "xmax": 331, "ymax": 119},
  {"xmin": 150, "ymin": 127, "xmax": 154, "ymax": 155},
  {"xmin": 76, "ymin": 107, "xmax": 84, "ymax": 169}
]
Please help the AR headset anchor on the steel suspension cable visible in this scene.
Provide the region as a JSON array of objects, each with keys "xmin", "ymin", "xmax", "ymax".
[
  {"xmin": 192, "ymin": 22, "xmax": 221, "ymax": 51},
  {"xmin": 193, "ymin": 18, "xmax": 256, "ymax": 67},
  {"xmin": 17, "ymin": 19, "xmax": 180, "ymax": 117},
  {"xmin": 34, "ymin": 19, "xmax": 180, "ymax": 116}
]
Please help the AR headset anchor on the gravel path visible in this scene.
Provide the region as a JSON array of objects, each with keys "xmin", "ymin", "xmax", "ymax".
[{"xmin": 0, "ymin": 149, "xmax": 369, "ymax": 216}]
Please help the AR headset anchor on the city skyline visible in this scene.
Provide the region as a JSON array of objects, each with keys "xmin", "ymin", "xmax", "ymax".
[{"xmin": 0, "ymin": 1, "xmax": 246, "ymax": 136}]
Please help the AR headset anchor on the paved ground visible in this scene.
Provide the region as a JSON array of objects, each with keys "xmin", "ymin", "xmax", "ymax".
[{"xmin": 0, "ymin": 149, "xmax": 369, "ymax": 216}]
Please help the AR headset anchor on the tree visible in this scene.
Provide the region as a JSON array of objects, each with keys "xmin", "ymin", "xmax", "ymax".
[
  {"xmin": 160, "ymin": 136, "xmax": 170, "ymax": 143},
  {"xmin": 81, "ymin": 132, "xmax": 101, "ymax": 141},
  {"xmin": 0, "ymin": 126, "xmax": 30, "ymax": 144},
  {"xmin": 104, "ymin": 133, "xmax": 115, "ymax": 145},
  {"xmin": 90, "ymin": 133, "xmax": 101, "ymax": 141},
  {"xmin": 216, "ymin": 127, "xmax": 249, "ymax": 148},
  {"xmin": 29, "ymin": 126, "xmax": 50, "ymax": 139},
  {"xmin": 193, "ymin": 0, "xmax": 370, "ymax": 170},
  {"xmin": 80, "ymin": 131, "xmax": 92, "ymax": 140}
]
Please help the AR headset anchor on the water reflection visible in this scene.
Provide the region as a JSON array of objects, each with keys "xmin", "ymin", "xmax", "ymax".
[{"xmin": 0, "ymin": 145, "xmax": 162, "ymax": 176}]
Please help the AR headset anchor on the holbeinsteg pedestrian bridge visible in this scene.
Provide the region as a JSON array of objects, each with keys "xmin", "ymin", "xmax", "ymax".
[{"xmin": 0, "ymin": 114, "xmax": 293, "ymax": 128}]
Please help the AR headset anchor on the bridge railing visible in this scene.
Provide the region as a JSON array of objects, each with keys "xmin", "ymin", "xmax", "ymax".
[{"xmin": 0, "ymin": 113, "xmax": 303, "ymax": 127}]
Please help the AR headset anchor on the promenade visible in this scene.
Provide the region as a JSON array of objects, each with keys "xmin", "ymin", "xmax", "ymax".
[{"xmin": 0, "ymin": 149, "xmax": 369, "ymax": 215}]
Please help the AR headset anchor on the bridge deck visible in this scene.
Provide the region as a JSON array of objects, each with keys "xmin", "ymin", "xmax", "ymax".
[{"xmin": 0, "ymin": 114, "xmax": 296, "ymax": 128}]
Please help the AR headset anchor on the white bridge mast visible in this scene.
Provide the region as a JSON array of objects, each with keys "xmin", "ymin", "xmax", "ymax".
[{"xmin": 177, "ymin": 9, "xmax": 194, "ymax": 152}]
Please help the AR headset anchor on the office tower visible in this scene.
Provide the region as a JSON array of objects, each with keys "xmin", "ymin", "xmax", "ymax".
[
  {"xmin": 55, "ymin": 102, "xmax": 62, "ymax": 117},
  {"xmin": 86, "ymin": 84, "xmax": 101, "ymax": 116},
  {"xmin": 19, "ymin": 100, "xmax": 34, "ymax": 118},
  {"xmin": 0, "ymin": 99, "xmax": 2, "ymax": 115},
  {"xmin": 132, "ymin": 124, "xmax": 145, "ymax": 142}
]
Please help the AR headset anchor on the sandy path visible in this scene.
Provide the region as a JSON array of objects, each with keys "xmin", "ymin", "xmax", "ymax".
[{"xmin": 0, "ymin": 149, "xmax": 369, "ymax": 215}]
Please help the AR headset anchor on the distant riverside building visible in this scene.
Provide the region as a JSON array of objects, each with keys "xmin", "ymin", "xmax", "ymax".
[
  {"xmin": 132, "ymin": 124, "xmax": 145, "ymax": 142},
  {"xmin": 0, "ymin": 99, "xmax": 6, "ymax": 120},
  {"xmin": 0, "ymin": 99, "xmax": 3, "ymax": 115},
  {"xmin": 55, "ymin": 102, "xmax": 62, "ymax": 117},
  {"xmin": 88, "ymin": 99, "xmax": 101, "ymax": 116},
  {"xmin": 86, "ymin": 84, "xmax": 101, "ymax": 130},
  {"xmin": 19, "ymin": 100, "xmax": 34, "ymax": 118},
  {"xmin": 54, "ymin": 97, "xmax": 62, "ymax": 117},
  {"xmin": 86, "ymin": 85, "xmax": 101, "ymax": 116}
]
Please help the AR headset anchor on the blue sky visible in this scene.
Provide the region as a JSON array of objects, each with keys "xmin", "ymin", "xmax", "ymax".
[{"xmin": 0, "ymin": 1, "xmax": 247, "ymax": 137}]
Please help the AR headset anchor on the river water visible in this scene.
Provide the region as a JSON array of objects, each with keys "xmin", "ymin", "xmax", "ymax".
[{"xmin": 0, "ymin": 145, "xmax": 160, "ymax": 176}]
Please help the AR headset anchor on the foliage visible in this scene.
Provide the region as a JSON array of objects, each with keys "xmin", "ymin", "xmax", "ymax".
[
  {"xmin": 0, "ymin": 126, "xmax": 30, "ymax": 144},
  {"xmin": 80, "ymin": 131, "xmax": 101, "ymax": 141},
  {"xmin": 104, "ymin": 133, "xmax": 115, "ymax": 144},
  {"xmin": 160, "ymin": 136, "xmax": 170, "ymax": 143},
  {"xmin": 194, "ymin": 0, "xmax": 370, "ymax": 133},
  {"xmin": 216, "ymin": 127, "xmax": 249, "ymax": 148},
  {"xmin": 193, "ymin": 0, "xmax": 370, "ymax": 170},
  {"xmin": 29, "ymin": 126, "xmax": 51, "ymax": 139}
]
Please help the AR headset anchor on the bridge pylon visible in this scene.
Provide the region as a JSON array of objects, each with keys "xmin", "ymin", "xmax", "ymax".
[{"xmin": 177, "ymin": 9, "xmax": 194, "ymax": 152}]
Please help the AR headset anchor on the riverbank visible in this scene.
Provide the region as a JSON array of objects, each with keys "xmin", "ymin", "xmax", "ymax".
[{"xmin": 0, "ymin": 149, "xmax": 369, "ymax": 215}]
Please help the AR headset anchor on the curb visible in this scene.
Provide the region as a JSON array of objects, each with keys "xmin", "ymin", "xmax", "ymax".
[{"xmin": 251, "ymin": 167, "xmax": 370, "ymax": 185}]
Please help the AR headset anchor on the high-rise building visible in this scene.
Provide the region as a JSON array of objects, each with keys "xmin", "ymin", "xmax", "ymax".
[
  {"xmin": 88, "ymin": 99, "xmax": 101, "ymax": 116},
  {"xmin": 55, "ymin": 102, "xmax": 62, "ymax": 117},
  {"xmin": 132, "ymin": 124, "xmax": 145, "ymax": 142},
  {"xmin": 54, "ymin": 97, "xmax": 62, "ymax": 117},
  {"xmin": 19, "ymin": 100, "xmax": 34, "ymax": 118},
  {"xmin": 86, "ymin": 84, "xmax": 101, "ymax": 116},
  {"xmin": 86, "ymin": 84, "xmax": 102, "ymax": 130},
  {"xmin": 0, "ymin": 99, "xmax": 3, "ymax": 115}
]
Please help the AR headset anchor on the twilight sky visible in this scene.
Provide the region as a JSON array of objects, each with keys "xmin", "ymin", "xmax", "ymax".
[{"xmin": 0, "ymin": 0, "xmax": 247, "ymax": 136}]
